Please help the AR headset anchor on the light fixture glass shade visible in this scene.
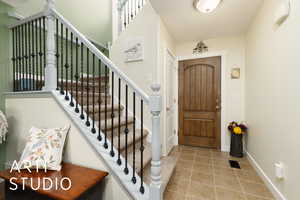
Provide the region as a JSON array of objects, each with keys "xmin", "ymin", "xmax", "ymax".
[{"xmin": 194, "ymin": 0, "xmax": 222, "ymax": 13}]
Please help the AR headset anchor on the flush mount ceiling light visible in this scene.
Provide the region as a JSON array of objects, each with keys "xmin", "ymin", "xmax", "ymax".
[{"xmin": 194, "ymin": 0, "xmax": 222, "ymax": 13}]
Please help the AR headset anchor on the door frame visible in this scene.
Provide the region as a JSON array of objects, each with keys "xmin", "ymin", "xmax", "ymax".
[
  {"xmin": 176, "ymin": 51, "xmax": 227, "ymax": 152},
  {"xmin": 163, "ymin": 48, "xmax": 177, "ymax": 155}
]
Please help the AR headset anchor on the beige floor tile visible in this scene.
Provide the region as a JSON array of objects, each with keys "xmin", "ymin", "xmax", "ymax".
[
  {"xmin": 187, "ymin": 181, "xmax": 216, "ymax": 200},
  {"xmin": 186, "ymin": 195, "xmax": 207, "ymax": 200},
  {"xmin": 165, "ymin": 146, "xmax": 274, "ymax": 200},
  {"xmin": 235, "ymin": 170, "xmax": 264, "ymax": 184},
  {"xmin": 191, "ymin": 171, "xmax": 214, "ymax": 186},
  {"xmin": 214, "ymin": 175, "xmax": 242, "ymax": 191},
  {"xmin": 194, "ymin": 155, "xmax": 213, "ymax": 165},
  {"xmin": 177, "ymin": 160, "xmax": 194, "ymax": 170},
  {"xmin": 212, "ymin": 151, "xmax": 230, "ymax": 159},
  {"xmin": 179, "ymin": 153, "xmax": 195, "ymax": 162},
  {"xmin": 213, "ymin": 166, "xmax": 236, "ymax": 178},
  {"xmin": 166, "ymin": 178, "xmax": 190, "ymax": 193},
  {"xmin": 193, "ymin": 163, "xmax": 214, "ymax": 175},
  {"xmin": 213, "ymin": 159, "xmax": 231, "ymax": 168},
  {"xmin": 215, "ymin": 187, "xmax": 247, "ymax": 200},
  {"xmin": 196, "ymin": 149, "xmax": 212, "ymax": 158},
  {"xmin": 164, "ymin": 190, "xmax": 186, "ymax": 200},
  {"xmin": 240, "ymin": 181, "xmax": 274, "ymax": 199},
  {"xmin": 239, "ymin": 162, "xmax": 255, "ymax": 171},
  {"xmin": 173, "ymin": 167, "xmax": 192, "ymax": 180},
  {"xmin": 245, "ymin": 194, "xmax": 274, "ymax": 200}
]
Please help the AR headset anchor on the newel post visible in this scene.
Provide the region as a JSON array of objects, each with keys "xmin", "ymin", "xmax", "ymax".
[
  {"xmin": 149, "ymin": 83, "xmax": 162, "ymax": 200},
  {"xmin": 43, "ymin": 0, "xmax": 57, "ymax": 91}
]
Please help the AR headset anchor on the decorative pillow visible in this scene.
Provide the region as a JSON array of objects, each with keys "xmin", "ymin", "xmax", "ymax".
[{"xmin": 18, "ymin": 125, "xmax": 70, "ymax": 171}]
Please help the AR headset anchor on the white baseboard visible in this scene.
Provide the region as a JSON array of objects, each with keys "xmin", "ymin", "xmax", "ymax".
[
  {"xmin": 221, "ymin": 145, "xmax": 230, "ymax": 152},
  {"xmin": 245, "ymin": 151, "xmax": 287, "ymax": 200}
]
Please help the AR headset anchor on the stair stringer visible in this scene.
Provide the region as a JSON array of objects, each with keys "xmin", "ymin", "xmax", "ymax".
[{"xmin": 51, "ymin": 90, "xmax": 150, "ymax": 200}]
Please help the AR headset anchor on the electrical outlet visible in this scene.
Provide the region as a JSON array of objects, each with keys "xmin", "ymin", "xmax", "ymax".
[{"xmin": 275, "ymin": 162, "xmax": 285, "ymax": 180}]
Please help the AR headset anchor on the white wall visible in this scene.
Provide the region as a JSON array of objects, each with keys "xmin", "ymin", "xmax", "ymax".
[
  {"xmin": 176, "ymin": 35, "xmax": 246, "ymax": 151},
  {"xmin": 245, "ymin": 0, "xmax": 300, "ymax": 199},
  {"xmin": 5, "ymin": 93, "xmax": 131, "ymax": 200},
  {"xmin": 110, "ymin": 2, "xmax": 160, "ymax": 140},
  {"xmin": 111, "ymin": 1, "xmax": 179, "ymax": 155}
]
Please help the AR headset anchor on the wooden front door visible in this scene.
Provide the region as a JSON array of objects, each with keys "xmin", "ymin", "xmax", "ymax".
[{"xmin": 179, "ymin": 56, "xmax": 221, "ymax": 149}]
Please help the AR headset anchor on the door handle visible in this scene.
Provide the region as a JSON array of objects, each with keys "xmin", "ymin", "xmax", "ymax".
[
  {"xmin": 216, "ymin": 105, "xmax": 221, "ymax": 111},
  {"xmin": 166, "ymin": 107, "xmax": 171, "ymax": 111}
]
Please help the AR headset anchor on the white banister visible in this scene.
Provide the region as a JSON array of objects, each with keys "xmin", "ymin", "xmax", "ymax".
[
  {"xmin": 51, "ymin": 8, "xmax": 150, "ymax": 103},
  {"xmin": 149, "ymin": 83, "xmax": 162, "ymax": 200},
  {"xmin": 43, "ymin": 0, "xmax": 57, "ymax": 91}
]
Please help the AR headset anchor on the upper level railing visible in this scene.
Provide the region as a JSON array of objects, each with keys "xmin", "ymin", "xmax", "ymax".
[
  {"xmin": 9, "ymin": 0, "xmax": 162, "ymax": 200},
  {"xmin": 118, "ymin": 0, "xmax": 146, "ymax": 34}
]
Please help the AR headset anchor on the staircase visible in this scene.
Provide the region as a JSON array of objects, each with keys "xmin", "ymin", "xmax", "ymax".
[{"xmin": 8, "ymin": 0, "xmax": 176, "ymax": 199}]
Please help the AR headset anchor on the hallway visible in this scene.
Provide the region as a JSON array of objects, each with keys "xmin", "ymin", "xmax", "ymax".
[{"xmin": 164, "ymin": 146, "xmax": 274, "ymax": 200}]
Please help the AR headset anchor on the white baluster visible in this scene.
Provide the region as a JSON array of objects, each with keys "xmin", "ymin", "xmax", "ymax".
[
  {"xmin": 43, "ymin": 0, "xmax": 57, "ymax": 91},
  {"xmin": 117, "ymin": 0, "xmax": 123, "ymax": 35},
  {"xmin": 149, "ymin": 83, "xmax": 162, "ymax": 200}
]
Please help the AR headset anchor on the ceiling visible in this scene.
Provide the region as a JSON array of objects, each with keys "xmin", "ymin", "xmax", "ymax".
[{"xmin": 150, "ymin": 0, "xmax": 263, "ymax": 43}]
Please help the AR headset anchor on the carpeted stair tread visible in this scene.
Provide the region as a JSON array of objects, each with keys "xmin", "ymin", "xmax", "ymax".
[{"xmin": 96, "ymin": 116, "xmax": 134, "ymax": 131}]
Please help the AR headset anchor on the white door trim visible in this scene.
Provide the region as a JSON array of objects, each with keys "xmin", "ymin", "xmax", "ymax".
[
  {"xmin": 163, "ymin": 47, "xmax": 177, "ymax": 155},
  {"xmin": 177, "ymin": 51, "xmax": 228, "ymax": 152}
]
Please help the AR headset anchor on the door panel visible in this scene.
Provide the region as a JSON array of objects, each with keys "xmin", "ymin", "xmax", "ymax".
[
  {"xmin": 179, "ymin": 57, "xmax": 221, "ymax": 149},
  {"xmin": 166, "ymin": 51, "xmax": 176, "ymax": 153}
]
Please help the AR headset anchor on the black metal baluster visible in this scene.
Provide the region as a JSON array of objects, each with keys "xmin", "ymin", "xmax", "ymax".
[
  {"xmin": 70, "ymin": 32, "xmax": 74, "ymax": 106},
  {"xmin": 86, "ymin": 48, "xmax": 90, "ymax": 127},
  {"xmin": 43, "ymin": 17, "xmax": 46, "ymax": 85},
  {"xmin": 110, "ymin": 72, "xmax": 115, "ymax": 157},
  {"xmin": 64, "ymin": 28, "xmax": 69, "ymax": 100},
  {"xmin": 16, "ymin": 26, "xmax": 19, "ymax": 91},
  {"xmin": 127, "ymin": 2, "xmax": 130, "ymax": 26},
  {"xmin": 140, "ymin": 99, "xmax": 145, "ymax": 194},
  {"xmin": 55, "ymin": 19, "xmax": 59, "ymax": 91},
  {"xmin": 75, "ymin": 38, "xmax": 79, "ymax": 113},
  {"xmin": 123, "ymin": 3, "xmax": 127, "ymax": 28},
  {"xmin": 117, "ymin": 78, "xmax": 122, "ymax": 165},
  {"xmin": 91, "ymin": 54, "xmax": 96, "ymax": 133},
  {"xmin": 31, "ymin": 21, "xmax": 35, "ymax": 91},
  {"xmin": 97, "ymin": 59, "xmax": 102, "ymax": 141},
  {"xmin": 60, "ymin": 23, "xmax": 64, "ymax": 94},
  {"xmin": 21, "ymin": 24, "xmax": 25, "ymax": 90},
  {"xmin": 12, "ymin": 28, "xmax": 16, "ymax": 91},
  {"xmin": 18, "ymin": 25, "xmax": 21, "ymax": 91},
  {"xmin": 80, "ymin": 43, "xmax": 85, "ymax": 120},
  {"xmin": 25, "ymin": 23, "xmax": 29, "ymax": 90},
  {"xmin": 39, "ymin": 18, "xmax": 42, "ymax": 90},
  {"xmin": 132, "ymin": 92, "xmax": 136, "ymax": 184},
  {"xmin": 28, "ymin": 22, "xmax": 32, "ymax": 90},
  {"xmin": 124, "ymin": 84, "xmax": 129, "ymax": 175},
  {"xmin": 130, "ymin": 0, "xmax": 134, "ymax": 20},
  {"xmin": 35, "ymin": 19, "xmax": 39, "ymax": 90},
  {"xmin": 104, "ymin": 65, "xmax": 108, "ymax": 149},
  {"xmin": 138, "ymin": 0, "xmax": 141, "ymax": 10}
]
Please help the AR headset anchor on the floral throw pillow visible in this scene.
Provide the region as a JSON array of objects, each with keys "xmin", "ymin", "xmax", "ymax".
[{"xmin": 18, "ymin": 125, "xmax": 70, "ymax": 171}]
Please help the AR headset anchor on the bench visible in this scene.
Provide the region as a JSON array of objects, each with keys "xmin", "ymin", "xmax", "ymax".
[{"xmin": 0, "ymin": 163, "xmax": 108, "ymax": 200}]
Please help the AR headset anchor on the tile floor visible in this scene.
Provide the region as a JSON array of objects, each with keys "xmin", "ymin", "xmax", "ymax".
[{"xmin": 164, "ymin": 145, "xmax": 275, "ymax": 200}]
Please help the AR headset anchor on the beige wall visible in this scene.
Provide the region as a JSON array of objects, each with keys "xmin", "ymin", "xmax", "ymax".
[
  {"xmin": 5, "ymin": 94, "xmax": 131, "ymax": 200},
  {"xmin": 245, "ymin": 0, "xmax": 300, "ymax": 199},
  {"xmin": 158, "ymin": 19, "xmax": 177, "ymax": 155},
  {"xmin": 176, "ymin": 35, "xmax": 246, "ymax": 150},
  {"xmin": 111, "ymin": 1, "xmax": 178, "ymax": 155},
  {"xmin": 110, "ymin": 2, "xmax": 160, "ymax": 137},
  {"xmin": 11, "ymin": 0, "xmax": 112, "ymax": 45}
]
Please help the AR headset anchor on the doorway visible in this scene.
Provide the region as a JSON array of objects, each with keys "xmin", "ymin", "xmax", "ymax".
[{"xmin": 178, "ymin": 56, "xmax": 221, "ymax": 149}]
